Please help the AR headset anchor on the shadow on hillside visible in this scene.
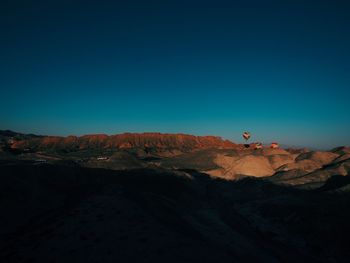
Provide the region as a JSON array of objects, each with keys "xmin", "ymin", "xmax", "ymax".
[{"xmin": 0, "ymin": 161, "xmax": 350, "ymax": 262}]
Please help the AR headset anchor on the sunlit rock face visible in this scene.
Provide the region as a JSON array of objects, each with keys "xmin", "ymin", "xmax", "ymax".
[
  {"xmin": 9, "ymin": 133, "xmax": 237, "ymax": 154},
  {"xmin": 203, "ymin": 148, "xmax": 349, "ymax": 188},
  {"xmin": 207, "ymin": 154, "xmax": 276, "ymax": 179}
]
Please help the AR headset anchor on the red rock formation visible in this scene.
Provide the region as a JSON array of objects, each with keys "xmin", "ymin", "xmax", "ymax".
[{"xmin": 10, "ymin": 133, "xmax": 237, "ymax": 152}]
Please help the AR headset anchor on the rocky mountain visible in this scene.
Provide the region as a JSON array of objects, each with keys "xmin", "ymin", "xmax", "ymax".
[{"xmin": 1, "ymin": 130, "xmax": 237, "ymax": 155}]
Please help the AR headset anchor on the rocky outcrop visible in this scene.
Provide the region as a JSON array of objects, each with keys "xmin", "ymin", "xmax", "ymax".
[
  {"xmin": 267, "ymin": 154, "xmax": 295, "ymax": 170},
  {"xmin": 270, "ymin": 158, "xmax": 350, "ymax": 190},
  {"xmin": 8, "ymin": 132, "xmax": 237, "ymax": 153},
  {"xmin": 295, "ymin": 151, "xmax": 339, "ymax": 166},
  {"xmin": 205, "ymin": 148, "xmax": 350, "ymax": 189},
  {"xmin": 277, "ymin": 159, "xmax": 322, "ymax": 174},
  {"xmin": 206, "ymin": 154, "xmax": 275, "ymax": 179},
  {"xmin": 331, "ymin": 146, "xmax": 350, "ymax": 155}
]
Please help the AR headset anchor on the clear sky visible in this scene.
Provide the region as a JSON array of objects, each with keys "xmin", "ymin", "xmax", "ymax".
[{"xmin": 1, "ymin": 0, "xmax": 349, "ymax": 149}]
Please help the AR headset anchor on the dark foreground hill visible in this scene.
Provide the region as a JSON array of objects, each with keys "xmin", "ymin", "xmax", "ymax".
[{"xmin": 1, "ymin": 161, "xmax": 350, "ymax": 263}]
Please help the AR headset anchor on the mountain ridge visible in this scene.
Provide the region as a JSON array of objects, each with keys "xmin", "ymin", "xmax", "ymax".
[{"xmin": 0, "ymin": 130, "xmax": 237, "ymax": 152}]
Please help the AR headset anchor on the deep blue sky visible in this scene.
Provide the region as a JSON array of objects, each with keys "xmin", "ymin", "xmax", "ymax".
[{"xmin": 1, "ymin": 0, "xmax": 349, "ymax": 149}]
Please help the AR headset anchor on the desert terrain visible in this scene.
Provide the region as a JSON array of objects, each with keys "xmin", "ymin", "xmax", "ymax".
[{"xmin": 1, "ymin": 130, "xmax": 350, "ymax": 262}]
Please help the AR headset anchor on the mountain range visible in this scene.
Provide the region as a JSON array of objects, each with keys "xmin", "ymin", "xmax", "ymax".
[
  {"xmin": 2, "ymin": 129, "xmax": 349, "ymax": 190},
  {"xmin": 1, "ymin": 130, "xmax": 236, "ymax": 153}
]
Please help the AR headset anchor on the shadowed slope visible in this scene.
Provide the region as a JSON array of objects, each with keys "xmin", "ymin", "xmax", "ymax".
[{"xmin": 1, "ymin": 162, "xmax": 350, "ymax": 262}]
